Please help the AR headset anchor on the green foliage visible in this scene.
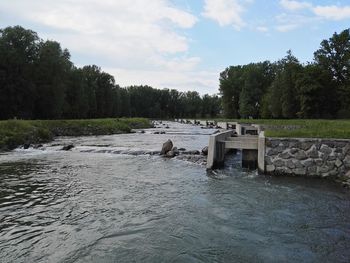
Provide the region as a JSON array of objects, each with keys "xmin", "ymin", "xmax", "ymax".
[
  {"xmin": 213, "ymin": 118, "xmax": 350, "ymax": 139},
  {"xmin": 0, "ymin": 118, "xmax": 151, "ymax": 150},
  {"xmin": 219, "ymin": 65, "xmax": 244, "ymax": 118},
  {"xmin": 264, "ymin": 120, "xmax": 350, "ymax": 139},
  {"xmin": 0, "ymin": 25, "xmax": 221, "ymax": 121},
  {"xmin": 0, "ymin": 26, "xmax": 39, "ymax": 119},
  {"xmin": 220, "ymin": 29, "xmax": 350, "ymax": 120}
]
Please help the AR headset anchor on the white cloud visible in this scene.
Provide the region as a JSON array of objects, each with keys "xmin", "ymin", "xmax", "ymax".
[
  {"xmin": 313, "ymin": 5, "xmax": 350, "ymax": 20},
  {"xmin": 279, "ymin": 0, "xmax": 350, "ymax": 21},
  {"xmin": 275, "ymin": 24, "xmax": 298, "ymax": 32},
  {"xmin": 202, "ymin": 0, "xmax": 250, "ymax": 30},
  {"xmin": 0, "ymin": 0, "xmax": 220, "ymax": 93},
  {"xmin": 106, "ymin": 68, "xmax": 219, "ymax": 94},
  {"xmin": 274, "ymin": 11, "xmax": 321, "ymax": 32},
  {"xmin": 279, "ymin": 0, "xmax": 312, "ymax": 11},
  {"xmin": 256, "ymin": 26, "xmax": 269, "ymax": 32}
]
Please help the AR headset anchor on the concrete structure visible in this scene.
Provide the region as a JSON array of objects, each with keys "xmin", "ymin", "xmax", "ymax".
[
  {"xmin": 175, "ymin": 119, "xmax": 350, "ymax": 185},
  {"xmin": 258, "ymin": 131, "xmax": 266, "ymax": 173},
  {"xmin": 207, "ymin": 130, "xmax": 234, "ymax": 169},
  {"xmin": 217, "ymin": 122, "xmax": 228, "ymax": 129},
  {"xmin": 206, "ymin": 130, "xmax": 265, "ymax": 172},
  {"xmin": 265, "ymin": 137, "xmax": 350, "ymax": 184},
  {"xmin": 227, "ymin": 122, "xmax": 237, "ymax": 130}
]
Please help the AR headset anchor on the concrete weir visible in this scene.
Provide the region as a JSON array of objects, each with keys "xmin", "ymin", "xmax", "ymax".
[
  {"xmin": 174, "ymin": 119, "xmax": 264, "ymax": 171},
  {"xmin": 206, "ymin": 129, "xmax": 265, "ymax": 172},
  {"xmin": 175, "ymin": 119, "xmax": 350, "ymax": 185}
]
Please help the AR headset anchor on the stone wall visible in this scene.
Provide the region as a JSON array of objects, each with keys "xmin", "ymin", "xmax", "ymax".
[{"xmin": 265, "ymin": 138, "xmax": 350, "ymax": 186}]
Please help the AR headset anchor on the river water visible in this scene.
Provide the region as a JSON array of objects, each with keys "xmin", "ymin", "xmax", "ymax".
[{"xmin": 0, "ymin": 122, "xmax": 350, "ymax": 263}]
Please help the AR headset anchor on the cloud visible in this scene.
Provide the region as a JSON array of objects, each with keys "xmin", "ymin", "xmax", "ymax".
[
  {"xmin": 313, "ymin": 5, "xmax": 350, "ymax": 20},
  {"xmin": 275, "ymin": 24, "xmax": 299, "ymax": 32},
  {"xmin": 202, "ymin": 0, "xmax": 250, "ymax": 30},
  {"xmin": 0, "ymin": 0, "xmax": 220, "ymax": 93},
  {"xmin": 274, "ymin": 13, "xmax": 313, "ymax": 32},
  {"xmin": 279, "ymin": 0, "xmax": 312, "ymax": 11},
  {"xmin": 106, "ymin": 67, "xmax": 219, "ymax": 94},
  {"xmin": 279, "ymin": 0, "xmax": 350, "ymax": 21},
  {"xmin": 256, "ymin": 26, "xmax": 269, "ymax": 32}
]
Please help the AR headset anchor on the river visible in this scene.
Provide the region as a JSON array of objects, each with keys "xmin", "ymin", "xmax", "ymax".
[{"xmin": 0, "ymin": 122, "xmax": 350, "ymax": 263}]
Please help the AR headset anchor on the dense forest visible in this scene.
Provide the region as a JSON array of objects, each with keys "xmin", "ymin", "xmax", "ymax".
[
  {"xmin": 0, "ymin": 26, "xmax": 221, "ymax": 120},
  {"xmin": 2, "ymin": 26, "xmax": 349, "ymax": 121},
  {"xmin": 220, "ymin": 28, "xmax": 350, "ymax": 119}
]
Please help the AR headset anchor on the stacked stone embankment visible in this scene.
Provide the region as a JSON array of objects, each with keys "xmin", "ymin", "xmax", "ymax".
[{"xmin": 265, "ymin": 138, "xmax": 350, "ymax": 185}]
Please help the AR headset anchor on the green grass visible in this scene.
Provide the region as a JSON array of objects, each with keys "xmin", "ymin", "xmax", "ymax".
[
  {"xmin": 0, "ymin": 118, "xmax": 151, "ymax": 150},
  {"xmin": 214, "ymin": 119, "xmax": 350, "ymax": 139}
]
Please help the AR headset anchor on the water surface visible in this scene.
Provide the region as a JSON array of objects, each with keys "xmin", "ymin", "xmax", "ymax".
[{"xmin": 1, "ymin": 122, "xmax": 349, "ymax": 263}]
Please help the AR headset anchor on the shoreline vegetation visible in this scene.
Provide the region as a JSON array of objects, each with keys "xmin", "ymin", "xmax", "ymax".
[
  {"xmin": 1, "ymin": 118, "xmax": 350, "ymax": 152},
  {"xmin": 0, "ymin": 118, "xmax": 151, "ymax": 151},
  {"xmin": 213, "ymin": 119, "xmax": 350, "ymax": 139}
]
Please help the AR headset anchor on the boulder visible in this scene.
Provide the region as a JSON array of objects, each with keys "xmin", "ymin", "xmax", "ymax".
[
  {"xmin": 62, "ymin": 144, "xmax": 74, "ymax": 151},
  {"xmin": 202, "ymin": 146, "xmax": 208, "ymax": 156},
  {"xmin": 166, "ymin": 150, "xmax": 175, "ymax": 158},
  {"xmin": 172, "ymin": 147, "xmax": 179, "ymax": 155},
  {"xmin": 160, "ymin": 139, "xmax": 173, "ymax": 155},
  {"xmin": 23, "ymin": 143, "xmax": 31, "ymax": 149}
]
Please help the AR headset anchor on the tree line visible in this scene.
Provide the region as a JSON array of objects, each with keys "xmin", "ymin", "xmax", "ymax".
[
  {"xmin": 220, "ymin": 28, "xmax": 350, "ymax": 119},
  {"xmin": 0, "ymin": 26, "xmax": 221, "ymax": 120}
]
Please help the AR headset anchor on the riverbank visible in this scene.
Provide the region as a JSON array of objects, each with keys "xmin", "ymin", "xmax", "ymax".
[
  {"xmin": 0, "ymin": 118, "xmax": 152, "ymax": 151},
  {"xmin": 181, "ymin": 118, "xmax": 350, "ymax": 187},
  {"xmin": 212, "ymin": 119, "xmax": 350, "ymax": 139}
]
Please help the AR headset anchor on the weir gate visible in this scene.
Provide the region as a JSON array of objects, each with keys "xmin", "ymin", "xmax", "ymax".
[{"xmin": 175, "ymin": 119, "xmax": 265, "ymax": 172}]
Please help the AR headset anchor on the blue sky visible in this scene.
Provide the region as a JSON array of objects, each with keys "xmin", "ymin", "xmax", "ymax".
[{"xmin": 1, "ymin": 0, "xmax": 349, "ymax": 94}]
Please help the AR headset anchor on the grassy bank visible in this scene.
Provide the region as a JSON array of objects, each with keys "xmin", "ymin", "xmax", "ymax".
[
  {"xmin": 214, "ymin": 119, "xmax": 350, "ymax": 139},
  {"xmin": 0, "ymin": 118, "xmax": 151, "ymax": 151}
]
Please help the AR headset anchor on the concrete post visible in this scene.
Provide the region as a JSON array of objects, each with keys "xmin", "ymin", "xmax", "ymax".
[
  {"xmin": 258, "ymin": 131, "xmax": 265, "ymax": 174},
  {"xmin": 206, "ymin": 130, "xmax": 234, "ymax": 169},
  {"xmin": 207, "ymin": 135, "xmax": 217, "ymax": 169},
  {"xmin": 236, "ymin": 123, "xmax": 242, "ymax": 135}
]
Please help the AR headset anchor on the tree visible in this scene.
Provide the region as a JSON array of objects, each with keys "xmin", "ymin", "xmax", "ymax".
[
  {"xmin": 0, "ymin": 26, "xmax": 40, "ymax": 119},
  {"xmin": 239, "ymin": 62, "xmax": 273, "ymax": 118},
  {"xmin": 34, "ymin": 40, "xmax": 72, "ymax": 119},
  {"xmin": 314, "ymin": 29, "xmax": 350, "ymax": 117},
  {"xmin": 296, "ymin": 64, "xmax": 338, "ymax": 118},
  {"xmin": 64, "ymin": 68, "xmax": 89, "ymax": 118},
  {"xmin": 314, "ymin": 29, "xmax": 350, "ymax": 84},
  {"xmin": 219, "ymin": 66, "xmax": 244, "ymax": 118},
  {"xmin": 264, "ymin": 51, "xmax": 302, "ymax": 119}
]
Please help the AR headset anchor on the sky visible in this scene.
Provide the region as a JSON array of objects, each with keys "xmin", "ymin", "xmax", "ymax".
[{"xmin": 1, "ymin": 0, "xmax": 350, "ymax": 94}]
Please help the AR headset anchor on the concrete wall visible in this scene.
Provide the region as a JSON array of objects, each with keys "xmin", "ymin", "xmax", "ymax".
[
  {"xmin": 207, "ymin": 130, "xmax": 234, "ymax": 169},
  {"xmin": 265, "ymin": 138, "xmax": 350, "ymax": 185}
]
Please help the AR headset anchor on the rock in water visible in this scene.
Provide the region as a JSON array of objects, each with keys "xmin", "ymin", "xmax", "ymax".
[
  {"xmin": 23, "ymin": 143, "xmax": 30, "ymax": 149},
  {"xmin": 172, "ymin": 147, "xmax": 179, "ymax": 156},
  {"xmin": 202, "ymin": 146, "xmax": 208, "ymax": 156},
  {"xmin": 62, "ymin": 144, "xmax": 74, "ymax": 151},
  {"xmin": 166, "ymin": 150, "xmax": 175, "ymax": 158},
  {"xmin": 160, "ymin": 139, "xmax": 173, "ymax": 155}
]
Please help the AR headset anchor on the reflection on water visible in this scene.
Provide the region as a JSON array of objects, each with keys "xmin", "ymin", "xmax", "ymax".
[{"xmin": 0, "ymin": 122, "xmax": 350, "ymax": 263}]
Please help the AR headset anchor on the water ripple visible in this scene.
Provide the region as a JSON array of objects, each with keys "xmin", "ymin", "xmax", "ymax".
[{"xmin": 0, "ymin": 122, "xmax": 350, "ymax": 263}]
